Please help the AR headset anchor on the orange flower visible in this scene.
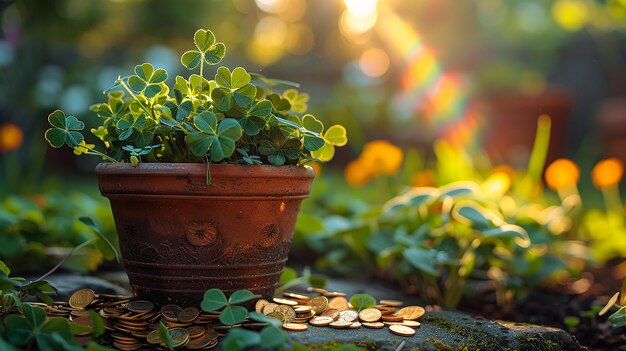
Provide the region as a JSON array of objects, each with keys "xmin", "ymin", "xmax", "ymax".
[
  {"xmin": 592, "ymin": 158, "xmax": 624, "ymax": 189},
  {"xmin": 0, "ymin": 123, "xmax": 23, "ymax": 152},
  {"xmin": 545, "ymin": 158, "xmax": 580, "ymax": 190},
  {"xmin": 411, "ymin": 170, "xmax": 436, "ymax": 187},
  {"xmin": 344, "ymin": 159, "xmax": 371, "ymax": 187},
  {"xmin": 359, "ymin": 140, "xmax": 403, "ymax": 176}
]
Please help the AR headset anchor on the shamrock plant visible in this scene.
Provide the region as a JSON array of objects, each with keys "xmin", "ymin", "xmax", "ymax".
[{"xmin": 45, "ymin": 29, "xmax": 347, "ymax": 178}]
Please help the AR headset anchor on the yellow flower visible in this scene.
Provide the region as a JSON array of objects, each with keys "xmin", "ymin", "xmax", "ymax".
[
  {"xmin": 359, "ymin": 140, "xmax": 403, "ymax": 176},
  {"xmin": 592, "ymin": 158, "xmax": 624, "ymax": 189},
  {"xmin": 552, "ymin": 0, "xmax": 589, "ymax": 31},
  {"xmin": 344, "ymin": 159, "xmax": 372, "ymax": 187},
  {"xmin": 73, "ymin": 140, "xmax": 95, "ymax": 155},
  {"xmin": 545, "ymin": 158, "xmax": 580, "ymax": 190},
  {"xmin": 0, "ymin": 123, "xmax": 23, "ymax": 153}
]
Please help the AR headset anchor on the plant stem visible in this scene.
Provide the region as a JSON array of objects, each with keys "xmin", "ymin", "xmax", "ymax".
[
  {"xmin": 33, "ymin": 238, "xmax": 97, "ymax": 283},
  {"xmin": 86, "ymin": 148, "xmax": 119, "ymax": 163},
  {"xmin": 199, "ymin": 53, "xmax": 204, "ymax": 93},
  {"xmin": 117, "ymin": 78, "xmax": 154, "ymax": 118}
]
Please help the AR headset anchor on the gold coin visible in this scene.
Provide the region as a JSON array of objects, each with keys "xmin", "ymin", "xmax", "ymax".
[
  {"xmin": 323, "ymin": 291, "xmax": 347, "ymax": 297},
  {"xmin": 328, "ymin": 297, "xmax": 350, "ymax": 311},
  {"xmin": 362, "ymin": 322, "xmax": 385, "ymax": 329},
  {"xmin": 69, "ymin": 289, "xmax": 96, "ymax": 309},
  {"xmin": 309, "ymin": 316, "xmax": 334, "ymax": 326},
  {"xmin": 112, "ymin": 341, "xmax": 142, "ymax": 350},
  {"xmin": 294, "ymin": 305, "xmax": 312, "ymax": 314},
  {"xmin": 262, "ymin": 303, "xmax": 279, "ymax": 315},
  {"xmin": 377, "ymin": 306, "xmax": 397, "ymax": 315},
  {"xmin": 168, "ymin": 327, "xmax": 190, "ymax": 348},
  {"xmin": 309, "ymin": 296, "xmax": 328, "ymax": 314},
  {"xmin": 380, "ymin": 299, "xmax": 403, "ymax": 307},
  {"xmin": 178, "ymin": 307, "xmax": 200, "ymax": 323},
  {"xmin": 307, "ymin": 287, "xmax": 329, "ymax": 295},
  {"xmin": 283, "ymin": 323, "xmax": 308, "ymax": 331},
  {"xmin": 389, "ymin": 324, "xmax": 416, "ymax": 337},
  {"xmin": 320, "ymin": 308, "xmax": 339, "ymax": 320},
  {"xmin": 329, "ymin": 320, "xmax": 352, "ymax": 329},
  {"xmin": 349, "ymin": 322, "xmax": 361, "ymax": 329},
  {"xmin": 403, "ymin": 320, "xmax": 421, "ymax": 328},
  {"xmin": 283, "ymin": 292, "xmax": 310, "ymax": 301},
  {"xmin": 338, "ymin": 309, "xmax": 358, "ymax": 322},
  {"xmin": 395, "ymin": 306, "xmax": 425, "ymax": 320},
  {"xmin": 358, "ymin": 308, "xmax": 382, "ymax": 323},
  {"xmin": 71, "ymin": 316, "xmax": 94, "ymax": 336},
  {"xmin": 275, "ymin": 305, "xmax": 296, "ymax": 323},
  {"xmin": 186, "ymin": 333, "xmax": 213, "ymax": 350},
  {"xmin": 255, "ymin": 299, "xmax": 270, "ymax": 313},
  {"xmin": 381, "ymin": 314, "xmax": 404, "ymax": 322},
  {"xmin": 186, "ymin": 325, "xmax": 206, "ymax": 339},
  {"xmin": 127, "ymin": 300, "xmax": 154, "ymax": 314},
  {"xmin": 273, "ymin": 298, "xmax": 298, "ymax": 306},
  {"xmin": 268, "ymin": 311, "xmax": 286, "ymax": 322},
  {"xmin": 146, "ymin": 329, "xmax": 162, "ymax": 345},
  {"xmin": 160, "ymin": 304, "xmax": 183, "ymax": 320}
]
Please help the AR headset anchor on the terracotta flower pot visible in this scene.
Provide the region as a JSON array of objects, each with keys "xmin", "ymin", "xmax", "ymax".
[{"xmin": 95, "ymin": 163, "xmax": 315, "ymax": 306}]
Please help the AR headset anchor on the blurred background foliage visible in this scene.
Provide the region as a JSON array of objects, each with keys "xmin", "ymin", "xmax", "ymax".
[{"xmin": 1, "ymin": 0, "xmax": 626, "ymax": 309}]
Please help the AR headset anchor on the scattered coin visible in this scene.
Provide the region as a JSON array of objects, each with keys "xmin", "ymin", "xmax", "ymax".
[
  {"xmin": 358, "ymin": 308, "xmax": 382, "ymax": 323},
  {"xmin": 255, "ymin": 299, "xmax": 270, "ymax": 313},
  {"xmin": 283, "ymin": 292, "xmax": 310, "ymax": 301},
  {"xmin": 262, "ymin": 303, "xmax": 279, "ymax": 315},
  {"xmin": 339, "ymin": 309, "xmax": 358, "ymax": 322},
  {"xmin": 275, "ymin": 305, "xmax": 296, "ymax": 323},
  {"xmin": 381, "ymin": 314, "xmax": 404, "ymax": 322},
  {"xmin": 161, "ymin": 304, "xmax": 183, "ymax": 321},
  {"xmin": 402, "ymin": 320, "xmax": 422, "ymax": 328},
  {"xmin": 328, "ymin": 297, "xmax": 350, "ymax": 311},
  {"xmin": 309, "ymin": 316, "xmax": 334, "ymax": 326},
  {"xmin": 283, "ymin": 323, "xmax": 308, "ymax": 331},
  {"xmin": 168, "ymin": 327, "xmax": 190, "ymax": 348},
  {"xmin": 186, "ymin": 325, "xmax": 206, "ymax": 338},
  {"xmin": 362, "ymin": 321, "xmax": 385, "ymax": 329},
  {"xmin": 273, "ymin": 298, "xmax": 298, "ymax": 306},
  {"xmin": 127, "ymin": 300, "xmax": 154, "ymax": 314},
  {"xmin": 380, "ymin": 299, "xmax": 403, "ymax": 307},
  {"xmin": 389, "ymin": 324, "xmax": 416, "ymax": 337},
  {"xmin": 69, "ymin": 289, "xmax": 96, "ymax": 309},
  {"xmin": 309, "ymin": 296, "xmax": 329, "ymax": 314},
  {"xmin": 349, "ymin": 322, "xmax": 361, "ymax": 329},
  {"xmin": 329, "ymin": 320, "xmax": 352, "ymax": 329},
  {"xmin": 178, "ymin": 307, "xmax": 200, "ymax": 323},
  {"xmin": 396, "ymin": 306, "xmax": 425, "ymax": 320}
]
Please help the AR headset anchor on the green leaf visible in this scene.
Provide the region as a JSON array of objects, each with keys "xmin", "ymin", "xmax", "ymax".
[
  {"xmin": 324, "ymin": 125, "xmax": 348, "ymax": 146},
  {"xmin": 302, "ymin": 114, "xmax": 323, "ymax": 134},
  {"xmin": 239, "ymin": 115, "xmax": 266, "ymax": 136},
  {"xmin": 205, "ymin": 43, "xmax": 226, "ymax": 64},
  {"xmin": 403, "ymin": 248, "xmax": 439, "ymax": 276},
  {"xmin": 220, "ymin": 305, "xmax": 248, "ymax": 325},
  {"xmin": 231, "ymin": 67, "xmax": 251, "ymax": 89},
  {"xmin": 0, "ymin": 337, "xmax": 21, "ymax": 351},
  {"xmin": 216, "ymin": 67, "xmax": 232, "ymax": 89},
  {"xmin": 482, "ymin": 225, "xmax": 531, "ymax": 248},
  {"xmin": 88, "ymin": 310, "xmax": 105, "ymax": 336},
  {"xmin": 0, "ymin": 260, "xmax": 10, "ymax": 275},
  {"xmin": 310, "ymin": 142, "xmax": 335, "ymax": 162},
  {"xmin": 221, "ymin": 328, "xmax": 261, "ymax": 351},
  {"xmin": 267, "ymin": 93, "xmax": 291, "ymax": 112},
  {"xmin": 181, "ymin": 50, "xmax": 202, "ymax": 70},
  {"xmin": 194, "ymin": 29, "xmax": 216, "ymax": 52},
  {"xmin": 233, "ymin": 84, "xmax": 256, "ymax": 108},
  {"xmin": 152, "ymin": 68, "xmax": 168, "ymax": 84},
  {"xmin": 21, "ymin": 304, "xmax": 47, "ymax": 328},
  {"xmin": 349, "ymin": 294, "xmax": 376, "ymax": 311},
  {"xmin": 212, "ymin": 88, "xmax": 234, "ymax": 112},
  {"xmin": 283, "ymin": 89, "xmax": 309, "ymax": 113},
  {"xmin": 3, "ymin": 314, "xmax": 33, "ymax": 346},
  {"xmin": 186, "ymin": 132, "xmax": 215, "ymax": 157},
  {"xmin": 303, "ymin": 135, "xmax": 325, "ymax": 151},
  {"xmin": 79, "ymin": 216, "xmax": 121, "ymax": 263},
  {"xmin": 128, "ymin": 75, "xmax": 147, "ymax": 92},
  {"xmin": 228, "ymin": 290, "xmax": 260, "ymax": 305},
  {"xmin": 250, "ymin": 100, "xmax": 273, "ymax": 118},
  {"xmin": 201, "ymin": 288, "xmax": 228, "ymax": 312},
  {"xmin": 453, "ymin": 202, "xmax": 491, "ymax": 229},
  {"xmin": 295, "ymin": 214, "xmax": 325, "ymax": 234},
  {"xmin": 134, "ymin": 63, "xmax": 154, "ymax": 81},
  {"xmin": 158, "ymin": 322, "xmax": 175, "ymax": 350},
  {"xmin": 45, "ymin": 110, "xmax": 85, "ymax": 148},
  {"xmin": 608, "ymin": 306, "xmax": 626, "ymax": 327},
  {"xmin": 176, "ymin": 100, "xmax": 194, "ymax": 121},
  {"xmin": 209, "ymin": 119, "xmax": 242, "ymax": 162},
  {"xmin": 279, "ymin": 267, "xmax": 298, "ymax": 285},
  {"xmin": 260, "ymin": 326, "xmax": 287, "ymax": 348},
  {"xmin": 248, "ymin": 312, "xmax": 282, "ymax": 328},
  {"xmin": 144, "ymin": 84, "xmax": 163, "ymax": 99}
]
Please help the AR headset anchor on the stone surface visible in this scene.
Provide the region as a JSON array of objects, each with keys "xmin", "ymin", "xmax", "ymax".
[
  {"xmin": 43, "ymin": 273, "xmax": 585, "ymax": 350},
  {"xmin": 36, "ymin": 273, "xmax": 130, "ymax": 301}
]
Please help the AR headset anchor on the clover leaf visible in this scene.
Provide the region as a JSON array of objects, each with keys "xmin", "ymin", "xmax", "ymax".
[
  {"xmin": 349, "ymin": 294, "xmax": 376, "ymax": 312},
  {"xmin": 181, "ymin": 29, "xmax": 226, "ymax": 70},
  {"xmin": 239, "ymin": 100, "xmax": 272, "ymax": 136},
  {"xmin": 311, "ymin": 125, "xmax": 348, "ymax": 162},
  {"xmin": 185, "ymin": 111, "xmax": 242, "ymax": 161},
  {"xmin": 283, "ymin": 89, "xmax": 309, "ymax": 113},
  {"xmin": 259, "ymin": 127, "xmax": 302, "ymax": 165},
  {"xmin": 116, "ymin": 114, "xmax": 146, "ymax": 141},
  {"xmin": 45, "ymin": 110, "xmax": 85, "ymax": 148},
  {"xmin": 200, "ymin": 288, "xmax": 259, "ymax": 326},
  {"xmin": 128, "ymin": 63, "xmax": 168, "ymax": 98},
  {"xmin": 212, "ymin": 67, "xmax": 257, "ymax": 111}
]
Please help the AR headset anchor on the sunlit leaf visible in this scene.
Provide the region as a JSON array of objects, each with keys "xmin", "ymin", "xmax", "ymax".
[
  {"xmin": 228, "ymin": 290, "xmax": 260, "ymax": 305},
  {"xmin": 201, "ymin": 288, "xmax": 228, "ymax": 312},
  {"xmin": 220, "ymin": 305, "xmax": 248, "ymax": 325}
]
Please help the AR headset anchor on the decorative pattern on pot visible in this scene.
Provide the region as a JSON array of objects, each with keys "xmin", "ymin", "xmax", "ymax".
[{"xmin": 186, "ymin": 222, "xmax": 218, "ymax": 247}]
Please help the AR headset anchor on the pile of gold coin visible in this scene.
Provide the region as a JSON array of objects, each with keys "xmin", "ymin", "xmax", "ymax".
[
  {"xmin": 34, "ymin": 286, "xmax": 433, "ymax": 350},
  {"xmin": 254, "ymin": 287, "xmax": 429, "ymax": 337}
]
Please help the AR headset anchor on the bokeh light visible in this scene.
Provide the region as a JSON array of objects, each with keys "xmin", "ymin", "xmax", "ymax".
[{"xmin": 358, "ymin": 48, "xmax": 389, "ymax": 78}]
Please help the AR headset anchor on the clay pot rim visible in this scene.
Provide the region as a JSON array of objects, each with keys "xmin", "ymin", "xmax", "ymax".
[{"xmin": 95, "ymin": 162, "xmax": 315, "ymax": 179}]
